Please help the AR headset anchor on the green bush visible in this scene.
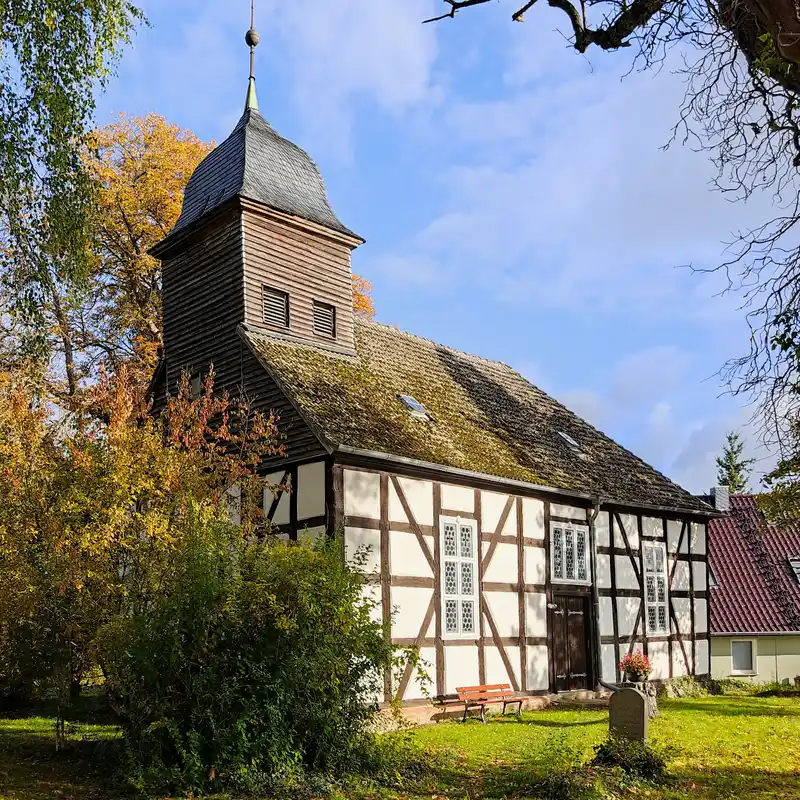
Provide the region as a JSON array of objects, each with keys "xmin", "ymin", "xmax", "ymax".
[
  {"xmin": 99, "ymin": 520, "xmax": 400, "ymax": 794},
  {"xmin": 591, "ymin": 735, "xmax": 668, "ymax": 780},
  {"xmin": 661, "ymin": 675, "xmax": 708, "ymax": 699}
]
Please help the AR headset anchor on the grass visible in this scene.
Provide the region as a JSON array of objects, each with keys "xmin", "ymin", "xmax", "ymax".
[{"xmin": 1, "ymin": 696, "xmax": 799, "ymax": 799}]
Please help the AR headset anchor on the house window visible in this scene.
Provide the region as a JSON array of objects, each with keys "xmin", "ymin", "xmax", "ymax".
[
  {"xmin": 731, "ymin": 639, "xmax": 756, "ymax": 675},
  {"xmin": 313, "ymin": 300, "xmax": 336, "ymax": 337},
  {"xmin": 440, "ymin": 516, "xmax": 478, "ymax": 638},
  {"xmin": 643, "ymin": 542, "xmax": 668, "ymax": 635},
  {"xmin": 789, "ymin": 557, "xmax": 800, "ymax": 583},
  {"xmin": 263, "ymin": 286, "xmax": 289, "ymax": 328},
  {"xmin": 550, "ymin": 525, "xmax": 589, "ymax": 584}
]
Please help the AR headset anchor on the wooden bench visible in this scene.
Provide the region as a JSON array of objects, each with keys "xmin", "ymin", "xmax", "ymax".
[{"xmin": 456, "ymin": 683, "xmax": 523, "ymax": 723}]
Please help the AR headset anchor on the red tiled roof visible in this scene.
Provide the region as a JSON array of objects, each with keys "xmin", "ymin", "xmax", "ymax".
[{"xmin": 708, "ymin": 495, "xmax": 800, "ymax": 634}]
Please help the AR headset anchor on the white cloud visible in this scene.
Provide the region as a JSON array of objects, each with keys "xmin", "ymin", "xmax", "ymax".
[{"xmin": 264, "ymin": 0, "xmax": 441, "ymax": 157}]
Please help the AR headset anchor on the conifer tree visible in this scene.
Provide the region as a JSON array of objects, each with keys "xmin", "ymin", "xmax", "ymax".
[{"xmin": 715, "ymin": 431, "xmax": 755, "ymax": 494}]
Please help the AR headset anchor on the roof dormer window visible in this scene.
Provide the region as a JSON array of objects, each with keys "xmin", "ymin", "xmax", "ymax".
[
  {"xmin": 263, "ymin": 286, "xmax": 289, "ymax": 328},
  {"xmin": 789, "ymin": 558, "xmax": 800, "ymax": 582}
]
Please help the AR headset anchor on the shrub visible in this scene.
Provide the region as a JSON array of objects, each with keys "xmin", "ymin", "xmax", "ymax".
[
  {"xmin": 100, "ymin": 521, "xmax": 400, "ymax": 794},
  {"xmin": 661, "ymin": 675, "xmax": 708, "ymax": 698},
  {"xmin": 591, "ymin": 736, "xmax": 668, "ymax": 780}
]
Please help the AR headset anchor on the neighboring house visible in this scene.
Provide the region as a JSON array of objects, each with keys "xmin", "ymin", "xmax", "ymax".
[
  {"xmin": 147, "ymin": 65, "xmax": 714, "ymax": 704},
  {"xmin": 708, "ymin": 493, "xmax": 800, "ymax": 684}
]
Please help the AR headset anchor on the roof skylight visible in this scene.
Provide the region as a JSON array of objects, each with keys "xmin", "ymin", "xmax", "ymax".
[
  {"xmin": 789, "ymin": 557, "xmax": 800, "ymax": 582},
  {"xmin": 399, "ymin": 394, "xmax": 430, "ymax": 420},
  {"xmin": 557, "ymin": 431, "xmax": 580, "ymax": 450}
]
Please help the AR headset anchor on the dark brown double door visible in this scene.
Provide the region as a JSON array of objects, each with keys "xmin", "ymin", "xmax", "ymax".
[{"xmin": 551, "ymin": 594, "xmax": 592, "ymax": 692}]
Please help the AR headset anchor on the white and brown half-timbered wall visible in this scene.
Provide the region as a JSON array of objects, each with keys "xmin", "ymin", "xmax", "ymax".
[
  {"xmin": 595, "ymin": 512, "xmax": 709, "ymax": 684},
  {"xmin": 336, "ymin": 464, "xmax": 710, "ymax": 703}
]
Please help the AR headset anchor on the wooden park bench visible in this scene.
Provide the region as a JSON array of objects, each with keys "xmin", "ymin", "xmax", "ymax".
[{"xmin": 456, "ymin": 683, "xmax": 524, "ymax": 723}]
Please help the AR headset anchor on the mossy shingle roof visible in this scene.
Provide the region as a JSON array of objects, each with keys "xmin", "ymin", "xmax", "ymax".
[{"xmin": 243, "ymin": 319, "xmax": 711, "ymax": 514}]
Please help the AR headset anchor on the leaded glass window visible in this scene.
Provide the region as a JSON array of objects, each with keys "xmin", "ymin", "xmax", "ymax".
[
  {"xmin": 441, "ymin": 516, "xmax": 478, "ymax": 638},
  {"xmin": 643, "ymin": 542, "xmax": 669, "ymax": 635},
  {"xmin": 551, "ymin": 525, "xmax": 590, "ymax": 584}
]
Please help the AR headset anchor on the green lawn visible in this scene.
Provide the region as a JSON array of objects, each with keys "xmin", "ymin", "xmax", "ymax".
[{"xmin": 1, "ymin": 697, "xmax": 799, "ymax": 799}]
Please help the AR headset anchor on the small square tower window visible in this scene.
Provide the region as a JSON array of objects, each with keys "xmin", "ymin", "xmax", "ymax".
[
  {"xmin": 313, "ymin": 301, "xmax": 336, "ymax": 337},
  {"xmin": 263, "ymin": 286, "xmax": 289, "ymax": 328}
]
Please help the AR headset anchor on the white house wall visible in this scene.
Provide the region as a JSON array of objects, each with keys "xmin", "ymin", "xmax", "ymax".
[
  {"xmin": 339, "ymin": 465, "xmax": 710, "ymax": 702},
  {"xmin": 264, "ymin": 460, "xmax": 327, "ymax": 536}
]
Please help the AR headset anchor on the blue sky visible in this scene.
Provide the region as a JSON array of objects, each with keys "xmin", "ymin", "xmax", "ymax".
[{"xmin": 97, "ymin": 0, "xmax": 775, "ymax": 492}]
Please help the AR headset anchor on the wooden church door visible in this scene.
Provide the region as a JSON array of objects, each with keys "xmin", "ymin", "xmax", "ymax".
[{"xmin": 551, "ymin": 594, "xmax": 592, "ymax": 692}]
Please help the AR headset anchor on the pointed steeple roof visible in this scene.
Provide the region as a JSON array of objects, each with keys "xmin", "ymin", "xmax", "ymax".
[
  {"xmin": 153, "ymin": 5, "xmax": 360, "ymax": 253},
  {"xmin": 167, "ymin": 107, "xmax": 358, "ymax": 240}
]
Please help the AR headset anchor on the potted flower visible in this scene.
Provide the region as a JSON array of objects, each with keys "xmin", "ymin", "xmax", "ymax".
[{"xmin": 619, "ymin": 650, "xmax": 651, "ymax": 683}]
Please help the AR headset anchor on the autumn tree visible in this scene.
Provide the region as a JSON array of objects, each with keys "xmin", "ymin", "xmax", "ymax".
[
  {"xmin": 82, "ymin": 114, "xmax": 214, "ymax": 378},
  {"xmin": 715, "ymin": 431, "xmax": 756, "ymax": 494},
  {"xmin": 0, "ymin": 366, "xmax": 283, "ymax": 723}
]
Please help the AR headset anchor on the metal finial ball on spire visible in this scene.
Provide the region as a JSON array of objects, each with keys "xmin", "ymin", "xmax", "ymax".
[{"xmin": 245, "ymin": 27, "xmax": 259, "ymax": 47}]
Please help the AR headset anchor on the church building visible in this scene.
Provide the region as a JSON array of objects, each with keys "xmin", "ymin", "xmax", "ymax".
[{"xmin": 148, "ymin": 25, "xmax": 714, "ymax": 707}]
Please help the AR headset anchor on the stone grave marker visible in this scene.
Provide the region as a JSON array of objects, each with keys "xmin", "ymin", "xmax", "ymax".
[{"xmin": 609, "ymin": 687, "xmax": 648, "ymax": 741}]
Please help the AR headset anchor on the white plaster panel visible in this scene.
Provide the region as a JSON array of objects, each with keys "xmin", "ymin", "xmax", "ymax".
[
  {"xmin": 272, "ymin": 492, "xmax": 290, "ymax": 525},
  {"xmin": 615, "ymin": 556, "xmax": 640, "ymax": 590},
  {"xmin": 616, "ymin": 514, "xmax": 639, "ymax": 550},
  {"xmin": 695, "ymin": 638, "xmax": 710, "ymax": 674},
  {"xmin": 691, "ymin": 523, "xmax": 707, "ymax": 556},
  {"xmin": 445, "ymin": 645, "xmax": 479, "ymax": 694},
  {"xmin": 344, "ymin": 469, "xmax": 380, "ymax": 519},
  {"xmin": 666, "ymin": 520, "xmax": 683, "ymax": 553},
  {"xmin": 672, "ymin": 597, "xmax": 692, "ymax": 636},
  {"xmin": 600, "ymin": 597, "xmax": 615, "ymax": 636},
  {"xmin": 617, "ymin": 597, "xmax": 641, "ymax": 637},
  {"xmin": 649, "ymin": 641, "xmax": 670, "ymax": 681},
  {"xmin": 485, "ymin": 592, "xmax": 521, "ymax": 638},
  {"xmin": 345, "ymin": 526, "xmax": 381, "ymax": 574},
  {"xmin": 550, "ymin": 504, "xmax": 586, "ymax": 521},
  {"xmin": 441, "ymin": 483, "xmax": 474, "ymax": 514},
  {"xmin": 601, "ymin": 644, "xmax": 617, "ymax": 682},
  {"xmin": 482, "ymin": 491, "xmax": 516, "ymax": 535},
  {"xmin": 389, "ymin": 476, "xmax": 433, "ymax": 526},
  {"xmin": 595, "ymin": 512, "xmax": 611, "ymax": 547},
  {"xmin": 390, "ymin": 532, "xmax": 434, "ymax": 578},
  {"xmin": 527, "ymin": 645, "xmax": 549, "ymax": 690},
  {"xmin": 404, "ymin": 646, "xmax": 436, "ymax": 700},
  {"xmin": 297, "ymin": 461, "xmax": 325, "ymax": 520},
  {"xmin": 693, "ymin": 561, "xmax": 707, "ymax": 591},
  {"xmin": 361, "ymin": 584, "xmax": 382, "ymax": 625},
  {"xmin": 525, "ymin": 592, "xmax": 548, "ymax": 637},
  {"xmin": 672, "ymin": 561, "xmax": 690, "ymax": 592},
  {"xmin": 522, "ymin": 498, "xmax": 545, "ymax": 539},
  {"xmin": 485, "ymin": 645, "xmax": 520, "ymax": 687},
  {"xmin": 694, "ymin": 598, "xmax": 708, "ymax": 634},
  {"xmin": 642, "ymin": 517, "xmax": 664, "ymax": 540},
  {"xmin": 483, "ymin": 543, "xmax": 518, "ymax": 583},
  {"xmin": 298, "ymin": 525, "xmax": 325, "ymax": 545},
  {"xmin": 524, "ymin": 546, "xmax": 546, "ymax": 585},
  {"xmin": 672, "ymin": 645, "xmax": 689, "ymax": 677},
  {"xmin": 596, "ymin": 554, "xmax": 612, "ymax": 589},
  {"xmin": 390, "ymin": 587, "xmax": 434, "ymax": 640}
]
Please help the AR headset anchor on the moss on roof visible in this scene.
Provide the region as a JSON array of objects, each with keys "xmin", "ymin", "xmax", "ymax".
[{"xmin": 243, "ymin": 319, "xmax": 710, "ymax": 514}]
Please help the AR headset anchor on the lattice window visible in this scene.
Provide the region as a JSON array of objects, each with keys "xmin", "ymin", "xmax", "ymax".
[
  {"xmin": 643, "ymin": 542, "xmax": 669, "ymax": 635},
  {"xmin": 551, "ymin": 525, "xmax": 590, "ymax": 584},
  {"xmin": 440, "ymin": 516, "xmax": 478, "ymax": 638}
]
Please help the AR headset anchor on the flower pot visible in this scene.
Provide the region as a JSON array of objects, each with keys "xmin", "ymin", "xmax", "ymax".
[{"xmin": 624, "ymin": 672, "xmax": 644, "ymax": 683}]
